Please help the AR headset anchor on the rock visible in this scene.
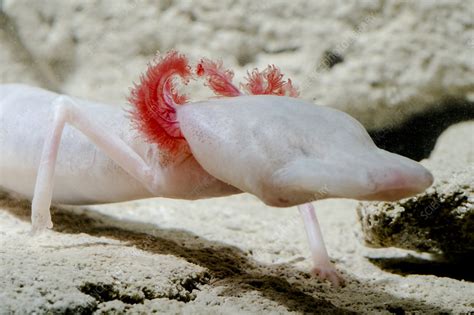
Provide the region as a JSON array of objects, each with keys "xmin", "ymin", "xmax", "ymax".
[
  {"xmin": 428, "ymin": 121, "xmax": 474, "ymax": 166},
  {"xmin": 0, "ymin": 11, "xmax": 47, "ymax": 88},
  {"xmin": 1, "ymin": 0, "xmax": 473, "ymax": 129},
  {"xmin": 357, "ymin": 122, "xmax": 474, "ymax": 258}
]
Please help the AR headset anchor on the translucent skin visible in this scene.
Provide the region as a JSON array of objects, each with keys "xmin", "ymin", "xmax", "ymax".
[
  {"xmin": 0, "ymin": 84, "xmax": 240, "ymax": 204},
  {"xmin": 178, "ymin": 95, "xmax": 434, "ymax": 207},
  {"xmin": 127, "ymin": 51, "xmax": 432, "ymax": 207},
  {"xmin": 128, "ymin": 50, "xmax": 434, "ymax": 289},
  {"xmin": 1, "ymin": 51, "xmax": 434, "ymax": 287}
]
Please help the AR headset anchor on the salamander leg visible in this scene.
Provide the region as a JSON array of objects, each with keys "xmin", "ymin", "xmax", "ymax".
[
  {"xmin": 31, "ymin": 95, "xmax": 164, "ymax": 234},
  {"xmin": 298, "ymin": 203, "xmax": 345, "ymax": 287}
]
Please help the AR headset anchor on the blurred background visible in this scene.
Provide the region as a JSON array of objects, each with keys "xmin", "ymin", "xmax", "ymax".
[{"xmin": 1, "ymin": 0, "xmax": 473, "ymax": 160}]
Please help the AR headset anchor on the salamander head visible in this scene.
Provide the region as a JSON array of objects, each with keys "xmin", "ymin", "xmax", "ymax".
[
  {"xmin": 266, "ymin": 147, "xmax": 433, "ymax": 206},
  {"xmin": 131, "ymin": 51, "xmax": 434, "ymax": 206},
  {"xmin": 357, "ymin": 149, "xmax": 434, "ymax": 201}
]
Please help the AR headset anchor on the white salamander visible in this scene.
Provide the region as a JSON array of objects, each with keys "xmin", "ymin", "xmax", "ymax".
[{"xmin": 0, "ymin": 51, "xmax": 434, "ymax": 286}]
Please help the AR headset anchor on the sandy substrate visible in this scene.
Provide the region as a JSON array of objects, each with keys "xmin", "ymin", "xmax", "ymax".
[{"xmin": 1, "ymin": 194, "xmax": 473, "ymax": 314}]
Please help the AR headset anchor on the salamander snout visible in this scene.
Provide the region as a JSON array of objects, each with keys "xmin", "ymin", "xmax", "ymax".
[{"xmin": 362, "ymin": 150, "xmax": 434, "ymax": 201}]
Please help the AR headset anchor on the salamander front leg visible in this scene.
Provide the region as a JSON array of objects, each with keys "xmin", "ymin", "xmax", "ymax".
[
  {"xmin": 31, "ymin": 96, "xmax": 164, "ymax": 234},
  {"xmin": 298, "ymin": 203, "xmax": 344, "ymax": 287}
]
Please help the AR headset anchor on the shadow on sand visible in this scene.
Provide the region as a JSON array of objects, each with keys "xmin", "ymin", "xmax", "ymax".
[
  {"xmin": 367, "ymin": 254, "xmax": 473, "ymax": 282},
  {"xmin": 1, "ymin": 196, "xmax": 453, "ymax": 314}
]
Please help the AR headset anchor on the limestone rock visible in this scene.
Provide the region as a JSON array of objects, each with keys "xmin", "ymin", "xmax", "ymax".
[{"xmin": 358, "ymin": 122, "xmax": 474, "ymax": 258}]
